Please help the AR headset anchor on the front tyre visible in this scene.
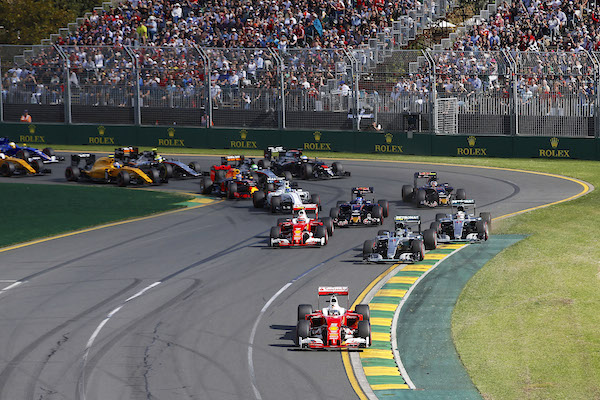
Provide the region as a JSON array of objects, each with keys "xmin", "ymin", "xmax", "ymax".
[
  {"xmin": 423, "ymin": 228, "xmax": 437, "ymax": 250},
  {"xmin": 296, "ymin": 320, "xmax": 311, "ymax": 347},
  {"xmin": 377, "ymin": 200, "xmax": 389, "ymax": 218},
  {"xmin": 200, "ymin": 176, "xmax": 213, "ymax": 195},
  {"xmin": 402, "ymin": 185, "xmax": 413, "ymax": 202},
  {"xmin": 253, "ymin": 190, "xmax": 266, "ymax": 208},
  {"xmin": 363, "ymin": 239, "xmax": 375, "ymax": 259},
  {"xmin": 355, "ymin": 304, "xmax": 370, "ymax": 321},
  {"xmin": 117, "ymin": 170, "xmax": 130, "ymax": 187},
  {"xmin": 411, "ymin": 239, "xmax": 425, "ymax": 261},
  {"xmin": 455, "ymin": 188, "xmax": 467, "ymax": 200}
]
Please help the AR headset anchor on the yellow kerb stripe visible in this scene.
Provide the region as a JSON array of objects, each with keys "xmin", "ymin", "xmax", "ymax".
[
  {"xmin": 424, "ymin": 253, "xmax": 449, "ymax": 260},
  {"xmin": 363, "ymin": 366, "xmax": 402, "ymax": 376},
  {"xmin": 359, "ymin": 349, "xmax": 394, "ymax": 359},
  {"xmin": 401, "ymin": 266, "xmax": 432, "ymax": 272},
  {"xmin": 372, "ymin": 332, "xmax": 391, "ymax": 342},
  {"xmin": 370, "ymin": 317, "xmax": 392, "ymax": 327},
  {"xmin": 369, "ymin": 303, "xmax": 397, "ymax": 312},
  {"xmin": 388, "ymin": 276, "xmax": 419, "ymax": 284},
  {"xmin": 437, "ymin": 244, "xmax": 467, "ymax": 249},
  {"xmin": 372, "ymin": 383, "xmax": 410, "ymax": 390},
  {"xmin": 375, "ymin": 289, "xmax": 407, "ymax": 298}
]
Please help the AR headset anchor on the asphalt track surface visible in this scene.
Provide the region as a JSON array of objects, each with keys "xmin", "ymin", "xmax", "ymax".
[{"xmin": 0, "ymin": 154, "xmax": 587, "ymax": 400}]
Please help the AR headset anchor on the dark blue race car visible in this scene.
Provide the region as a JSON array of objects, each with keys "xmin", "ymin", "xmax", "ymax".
[
  {"xmin": 0, "ymin": 137, "xmax": 64, "ymax": 164},
  {"xmin": 329, "ymin": 187, "xmax": 389, "ymax": 227},
  {"xmin": 402, "ymin": 172, "xmax": 466, "ymax": 208}
]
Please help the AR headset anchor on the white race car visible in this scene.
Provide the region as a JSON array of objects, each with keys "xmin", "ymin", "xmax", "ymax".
[{"xmin": 253, "ymin": 180, "xmax": 321, "ymax": 213}]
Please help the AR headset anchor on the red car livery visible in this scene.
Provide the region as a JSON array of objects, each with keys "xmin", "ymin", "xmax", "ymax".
[{"xmin": 269, "ymin": 205, "xmax": 334, "ymax": 247}]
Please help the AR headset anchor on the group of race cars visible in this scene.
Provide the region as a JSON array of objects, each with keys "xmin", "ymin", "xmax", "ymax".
[{"xmin": 1, "ymin": 139, "xmax": 493, "ymax": 351}]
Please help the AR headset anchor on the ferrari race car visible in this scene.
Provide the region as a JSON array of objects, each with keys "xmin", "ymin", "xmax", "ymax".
[
  {"xmin": 0, "ymin": 152, "xmax": 50, "ymax": 176},
  {"xmin": 329, "ymin": 187, "xmax": 389, "ymax": 227},
  {"xmin": 402, "ymin": 172, "xmax": 466, "ymax": 208},
  {"xmin": 199, "ymin": 157, "xmax": 261, "ymax": 199},
  {"xmin": 269, "ymin": 205, "xmax": 334, "ymax": 247},
  {"xmin": 253, "ymin": 179, "xmax": 321, "ymax": 213},
  {"xmin": 259, "ymin": 146, "xmax": 350, "ymax": 180},
  {"xmin": 431, "ymin": 200, "xmax": 491, "ymax": 243},
  {"xmin": 0, "ymin": 137, "xmax": 64, "ymax": 164},
  {"xmin": 296, "ymin": 286, "xmax": 371, "ymax": 349},
  {"xmin": 114, "ymin": 147, "xmax": 201, "ymax": 181},
  {"xmin": 363, "ymin": 215, "xmax": 437, "ymax": 263},
  {"xmin": 65, "ymin": 153, "xmax": 161, "ymax": 187}
]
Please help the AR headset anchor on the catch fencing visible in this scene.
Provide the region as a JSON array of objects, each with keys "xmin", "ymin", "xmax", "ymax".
[{"xmin": 2, "ymin": 45, "xmax": 600, "ymax": 137}]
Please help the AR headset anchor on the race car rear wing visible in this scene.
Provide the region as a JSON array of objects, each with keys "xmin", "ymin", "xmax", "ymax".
[
  {"xmin": 414, "ymin": 172, "xmax": 437, "ymax": 179},
  {"xmin": 114, "ymin": 147, "xmax": 139, "ymax": 160},
  {"xmin": 70, "ymin": 153, "xmax": 96, "ymax": 167},
  {"xmin": 394, "ymin": 215, "xmax": 421, "ymax": 223},
  {"xmin": 318, "ymin": 286, "xmax": 349, "ymax": 296},
  {"xmin": 451, "ymin": 199, "xmax": 475, "ymax": 206},
  {"xmin": 293, "ymin": 204, "xmax": 319, "ymax": 212},
  {"xmin": 264, "ymin": 146, "xmax": 302, "ymax": 160},
  {"xmin": 352, "ymin": 187, "xmax": 374, "ymax": 195},
  {"xmin": 221, "ymin": 155, "xmax": 244, "ymax": 165}
]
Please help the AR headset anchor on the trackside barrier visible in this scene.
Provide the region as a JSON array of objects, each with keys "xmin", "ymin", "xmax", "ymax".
[{"xmin": 1, "ymin": 122, "xmax": 598, "ymax": 160}]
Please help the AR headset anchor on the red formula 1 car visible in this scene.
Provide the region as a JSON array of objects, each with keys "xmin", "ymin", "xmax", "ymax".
[
  {"xmin": 269, "ymin": 205, "xmax": 334, "ymax": 247},
  {"xmin": 296, "ymin": 286, "xmax": 371, "ymax": 349},
  {"xmin": 199, "ymin": 156, "xmax": 260, "ymax": 199}
]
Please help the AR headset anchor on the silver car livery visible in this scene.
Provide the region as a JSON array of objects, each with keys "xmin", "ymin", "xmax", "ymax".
[{"xmin": 431, "ymin": 200, "xmax": 491, "ymax": 243}]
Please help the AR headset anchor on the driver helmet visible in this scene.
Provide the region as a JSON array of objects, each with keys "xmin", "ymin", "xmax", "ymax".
[
  {"xmin": 113, "ymin": 161, "xmax": 121, "ymax": 168},
  {"xmin": 301, "ymin": 155, "xmax": 308, "ymax": 162},
  {"xmin": 296, "ymin": 209, "xmax": 308, "ymax": 222},
  {"xmin": 236, "ymin": 173, "xmax": 242, "ymax": 180},
  {"xmin": 284, "ymin": 181, "xmax": 291, "ymax": 192},
  {"xmin": 430, "ymin": 180, "xmax": 438, "ymax": 187},
  {"xmin": 329, "ymin": 295, "xmax": 341, "ymax": 315},
  {"xmin": 456, "ymin": 206, "xmax": 465, "ymax": 219},
  {"xmin": 0, "ymin": 153, "xmax": 5, "ymax": 159},
  {"xmin": 8, "ymin": 142, "xmax": 16, "ymax": 149},
  {"xmin": 250, "ymin": 163, "xmax": 258, "ymax": 171},
  {"xmin": 355, "ymin": 196, "xmax": 363, "ymax": 204}
]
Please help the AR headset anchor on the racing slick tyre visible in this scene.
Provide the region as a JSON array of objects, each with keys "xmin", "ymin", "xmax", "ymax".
[
  {"xmin": 159, "ymin": 163, "xmax": 173, "ymax": 182},
  {"xmin": 296, "ymin": 320, "xmax": 311, "ymax": 347},
  {"xmin": 336, "ymin": 200, "xmax": 345, "ymax": 206},
  {"xmin": 416, "ymin": 188, "xmax": 427, "ymax": 207},
  {"xmin": 277, "ymin": 217, "xmax": 289, "ymax": 225},
  {"xmin": 377, "ymin": 230, "xmax": 389, "ymax": 236},
  {"xmin": 455, "ymin": 188, "xmax": 467, "ymax": 200},
  {"xmin": 215, "ymin": 169, "xmax": 227, "ymax": 182},
  {"xmin": 265, "ymin": 183, "xmax": 275, "ymax": 193},
  {"xmin": 355, "ymin": 304, "xmax": 370, "ymax": 321},
  {"xmin": 430, "ymin": 221, "xmax": 441, "ymax": 232},
  {"xmin": 329, "ymin": 207, "xmax": 340, "ymax": 219},
  {"xmin": 362, "ymin": 239, "xmax": 375, "ymax": 259},
  {"xmin": 253, "ymin": 190, "xmax": 266, "ymax": 208},
  {"xmin": 227, "ymin": 182, "xmax": 238, "ymax": 199},
  {"xmin": 332, "ymin": 162, "xmax": 344, "ymax": 176},
  {"xmin": 321, "ymin": 217, "xmax": 334, "ymax": 236},
  {"xmin": 298, "ymin": 304, "xmax": 313, "ymax": 321},
  {"xmin": 402, "ymin": 185, "xmax": 413, "ymax": 202},
  {"xmin": 16, "ymin": 149, "xmax": 31, "ymax": 160},
  {"xmin": 270, "ymin": 196, "xmax": 281, "ymax": 213},
  {"xmin": 1, "ymin": 162, "xmax": 15, "ymax": 177},
  {"xmin": 310, "ymin": 193, "xmax": 321, "ymax": 209},
  {"xmin": 476, "ymin": 220, "xmax": 489, "ymax": 241},
  {"xmin": 480, "ymin": 212, "xmax": 492, "ymax": 229},
  {"xmin": 372, "ymin": 204, "xmax": 383, "ymax": 224},
  {"xmin": 411, "ymin": 239, "xmax": 425, "ymax": 261},
  {"xmin": 269, "ymin": 226, "xmax": 281, "ymax": 247},
  {"xmin": 258, "ymin": 159, "xmax": 270, "ymax": 169},
  {"xmin": 377, "ymin": 200, "xmax": 389, "ymax": 218},
  {"xmin": 314, "ymin": 225, "xmax": 328, "ymax": 245},
  {"xmin": 284, "ymin": 171, "xmax": 293, "ymax": 182},
  {"xmin": 302, "ymin": 163, "xmax": 313, "ymax": 180},
  {"xmin": 188, "ymin": 161, "xmax": 201, "ymax": 172},
  {"xmin": 423, "ymin": 228, "xmax": 438, "ymax": 250},
  {"xmin": 31, "ymin": 159, "xmax": 44, "ymax": 173},
  {"xmin": 117, "ymin": 171, "xmax": 130, "ymax": 187},
  {"xmin": 149, "ymin": 168, "xmax": 161, "ymax": 184},
  {"xmin": 200, "ymin": 176, "xmax": 213, "ymax": 195},
  {"xmin": 42, "ymin": 147, "xmax": 55, "ymax": 157},
  {"xmin": 435, "ymin": 213, "xmax": 447, "ymax": 221},
  {"xmin": 358, "ymin": 320, "xmax": 371, "ymax": 340},
  {"xmin": 65, "ymin": 167, "xmax": 79, "ymax": 181}
]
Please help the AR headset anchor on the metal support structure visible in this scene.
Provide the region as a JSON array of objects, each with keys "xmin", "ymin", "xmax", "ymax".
[
  {"xmin": 193, "ymin": 44, "xmax": 211, "ymax": 128},
  {"xmin": 124, "ymin": 46, "xmax": 141, "ymax": 126},
  {"xmin": 344, "ymin": 48, "xmax": 360, "ymax": 131},
  {"xmin": 590, "ymin": 51, "xmax": 600, "ymax": 139},
  {"xmin": 503, "ymin": 49, "xmax": 518, "ymax": 136},
  {"xmin": 54, "ymin": 44, "xmax": 71, "ymax": 124},
  {"xmin": 0, "ymin": 57, "xmax": 3, "ymax": 123},
  {"xmin": 423, "ymin": 49, "xmax": 436, "ymax": 133},
  {"xmin": 269, "ymin": 48, "xmax": 285, "ymax": 130}
]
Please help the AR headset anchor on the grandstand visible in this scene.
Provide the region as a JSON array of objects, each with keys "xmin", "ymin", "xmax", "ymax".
[{"xmin": 0, "ymin": 0, "xmax": 599, "ymax": 137}]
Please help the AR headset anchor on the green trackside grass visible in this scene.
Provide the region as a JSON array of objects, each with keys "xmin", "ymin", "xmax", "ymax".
[
  {"xmin": 0, "ymin": 183, "xmax": 191, "ymax": 248},
  {"xmin": 50, "ymin": 145, "xmax": 600, "ymax": 398}
]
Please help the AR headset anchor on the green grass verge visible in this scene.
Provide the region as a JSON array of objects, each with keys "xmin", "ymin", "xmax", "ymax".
[
  {"xmin": 44, "ymin": 145, "xmax": 600, "ymax": 398},
  {"xmin": 0, "ymin": 183, "xmax": 190, "ymax": 249}
]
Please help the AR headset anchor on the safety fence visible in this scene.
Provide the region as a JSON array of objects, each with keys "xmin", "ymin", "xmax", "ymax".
[{"xmin": 2, "ymin": 45, "xmax": 600, "ymax": 138}]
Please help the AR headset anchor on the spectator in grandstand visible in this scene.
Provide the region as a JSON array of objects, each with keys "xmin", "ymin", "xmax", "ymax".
[{"xmin": 20, "ymin": 110, "xmax": 32, "ymax": 123}]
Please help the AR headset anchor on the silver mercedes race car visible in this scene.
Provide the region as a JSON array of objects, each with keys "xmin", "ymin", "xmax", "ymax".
[
  {"xmin": 431, "ymin": 200, "xmax": 491, "ymax": 243},
  {"xmin": 363, "ymin": 215, "xmax": 437, "ymax": 263},
  {"xmin": 252, "ymin": 178, "xmax": 321, "ymax": 213}
]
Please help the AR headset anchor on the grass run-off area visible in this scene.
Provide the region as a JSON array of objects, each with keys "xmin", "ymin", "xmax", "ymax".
[
  {"xmin": 0, "ymin": 183, "xmax": 190, "ymax": 249},
  {"xmin": 45, "ymin": 146, "xmax": 600, "ymax": 399}
]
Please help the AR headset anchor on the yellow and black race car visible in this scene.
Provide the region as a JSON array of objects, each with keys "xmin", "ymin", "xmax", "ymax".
[
  {"xmin": 0, "ymin": 152, "xmax": 48, "ymax": 176},
  {"xmin": 65, "ymin": 153, "xmax": 160, "ymax": 187}
]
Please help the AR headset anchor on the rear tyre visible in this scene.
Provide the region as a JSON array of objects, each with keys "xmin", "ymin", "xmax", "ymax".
[
  {"xmin": 188, "ymin": 161, "xmax": 201, "ymax": 172},
  {"xmin": 270, "ymin": 196, "xmax": 281, "ymax": 213},
  {"xmin": 377, "ymin": 230, "xmax": 388, "ymax": 236},
  {"xmin": 284, "ymin": 171, "xmax": 293, "ymax": 182},
  {"xmin": 160, "ymin": 163, "xmax": 173, "ymax": 181},
  {"xmin": 117, "ymin": 170, "xmax": 130, "ymax": 187},
  {"xmin": 253, "ymin": 190, "xmax": 266, "ymax": 208},
  {"xmin": 372, "ymin": 204, "xmax": 383, "ymax": 223},
  {"xmin": 227, "ymin": 182, "xmax": 238, "ymax": 199},
  {"xmin": 214, "ymin": 169, "xmax": 227, "ymax": 182},
  {"xmin": 330, "ymin": 207, "xmax": 340, "ymax": 219},
  {"xmin": 42, "ymin": 147, "xmax": 55, "ymax": 157},
  {"xmin": 321, "ymin": 217, "xmax": 334, "ymax": 236},
  {"xmin": 480, "ymin": 212, "xmax": 492, "ymax": 229},
  {"xmin": 332, "ymin": 162, "xmax": 344, "ymax": 175},
  {"xmin": 302, "ymin": 163, "xmax": 313, "ymax": 180},
  {"xmin": 363, "ymin": 239, "xmax": 375, "ymax": 259},
  {"xmin": 377, "ymin": 200, "xmax": 389, "ymax": 218},
  {"xmin": 416, "ymin": 188, "xmax": 427, "ymax": 207},
  {"xmin": 310, "ymin": 193, "xmax": 321, "ymax": 209},
  {"xmin": 476, "ymin": 220, "xmax": 489, "ymax": 240},
  {"xmin": 423, "ymin": 228, "xmax": 437, "ymax": 250},
  {"xmin": 411, "ymin": 239, "xmax": 424, "ymax": 261},
  {"xmin": 277, "ymin": 217, "xmax": 288, "ymax": 225},
  {"xmin": 1, "ymin": 162, "xmax": 15, "ymax": 177},
  {"xmin": 265, "ymin": 183, "xmax": 275, "ymax": 192},
  {"xmin": 355, "ymin": 304, "xmax": 370, "ymax": 321},
  {"xmin": 297, "ymin": 304, "xmax": 313, "ymax": 321},
  {"xmin": 358, "ymin": 320, "xmax": 371, "ymax": 339},
  {"xmin": 31, "ymin": 159, "xmax": 44, "ymax": 173},
  {"xmin": 435, "ymin": 213, "xmax": 446, "ymax": 221},
  {"xmin": 456, "ymin": 188, "xmax": 467, "ymax": 200},
  {"xmin": 430, "ymin": 221, "xmax": 441, "ymax": 232},
  {"xmin": 16, "ymin": 150, "xmax": 31, "ymax": 160},
  {"xmin": 402, "ymin": 185, "xmax": 413, "ymax": 202},
  {"xmin": 259, "ymin": 159, "xmax": 270, "ymax": 169},
  {"xmin": 336, "ymin": 200, "xmax": 345, "ymax": 206},
  {"xmin": 296, "ymin": 320, "xmax": 311, "ymax": 346},
  {"xmin": 200, "ymin": 176, "xmax": 213, "ymax": 194},
  {"xmin": 65, "ymin": 167, "xmax": 79, "ymax": 181},
  {"xmin": 149, "ymin": 168, "xmax": 161, "ymax": 184}
]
